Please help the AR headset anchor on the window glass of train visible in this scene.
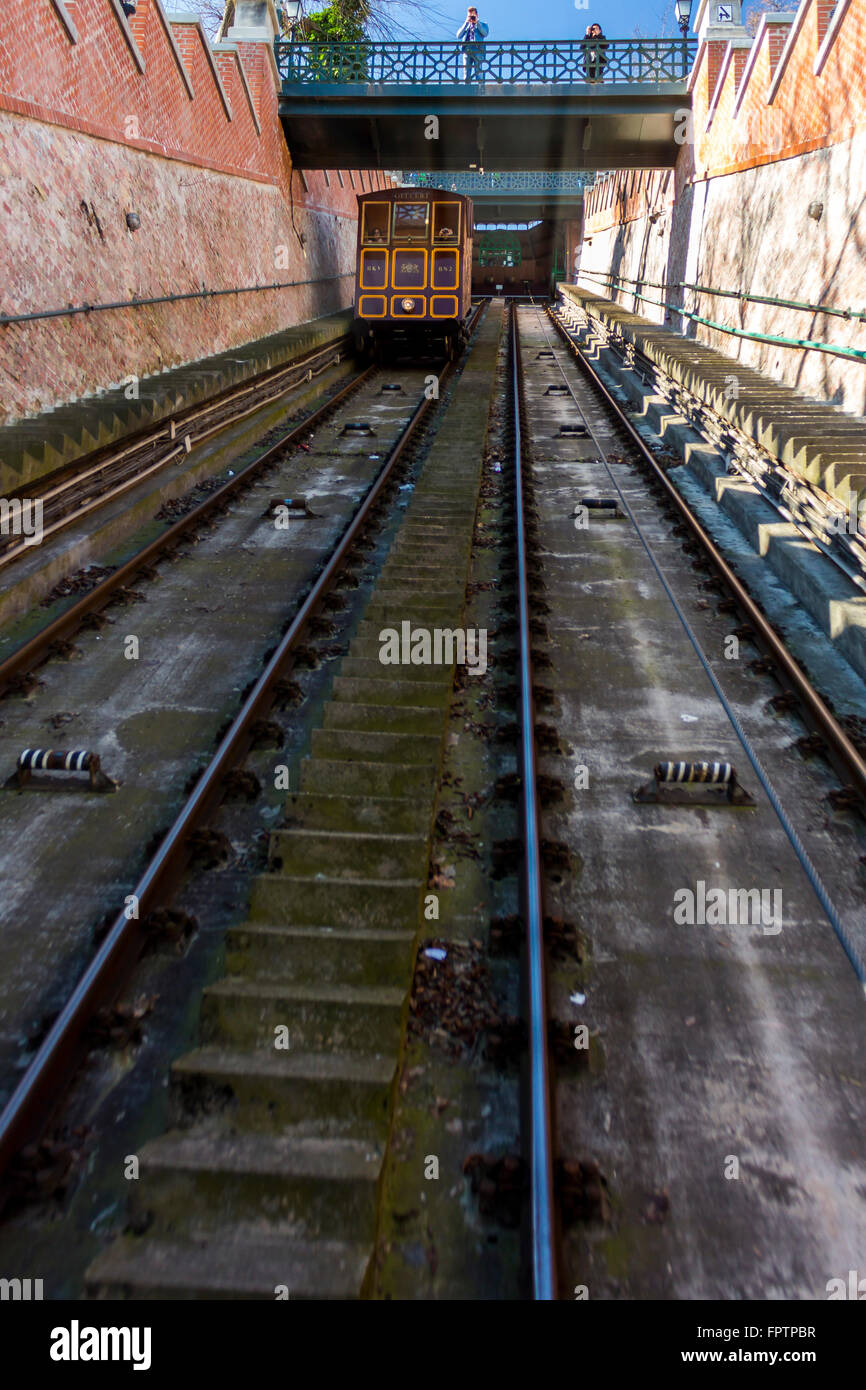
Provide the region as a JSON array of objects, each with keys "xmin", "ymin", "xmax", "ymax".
[
  {"xmin": 393, "ymin": 202, "xmax": 429, "ymax": 241},
  {"xmin": 362, "ymin": 202, "xmax": 390, "ymax": 244},
  {"xmin": 433, "ymin": 201, "xmax": 461, "ymax": 243}
]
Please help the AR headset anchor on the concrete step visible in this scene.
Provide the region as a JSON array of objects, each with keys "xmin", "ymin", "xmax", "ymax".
[
  {"xmin": 269, "ymin": 827, "xmax": 428, "ymax": 879},
  {"xmin": 364, "ymin": 598, "xmax": 461, "ymax": 624},
  {"xmin": 376, "ymin": 574, "xmax": 461, "ymax": 592},
  {"xmin": 128, "ymin": 1130, "xmax": 382, "ymax": 1242},
  {"xmin": 310, "ymin": 728, "xmax": 441, "ymax": 765},
  {"xmin": 331, "ymin": 674, "xmax": 449, "ymax": 708},
  {"xmin": 249, "ymin": 873, "xmax": 423, "ymax": 928},
  {"xmin": 171, "ymin": 1046, "xmax": 395, "ymax": 1132},
  {"xmin": 322, "ymin": 700, "xmax": 442, "ymax": 736},
  {"xmin": 337, "ymin": 655, "xmax": 455, "ymax": 685},
  {"xmin": 353, "ymin": 618, "xmax": 469, "ymax": 648},
  {"xmin": 299, "ymin": 756, "xmax": 436, "ymax": 798},
  {"xmin": 86, "ymin": 1231, "xmax": 370, "ymax": 1300},
  {"xmin": 225, "ymin": 923, "xmax": 416, "ymax": 986},
  {"xmin": 281, "ymin": 789, "xmax": 430, "ymax": 834},
  {"xmin": 200, "ymin": 979, "xmax": 405, "ymax": 1052}
]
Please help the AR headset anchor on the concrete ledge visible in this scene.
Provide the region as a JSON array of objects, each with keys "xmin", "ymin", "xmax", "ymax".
[
  {"xmin": 559, "ymin": 296, "xmax": 866, "ymax": 686},
  {"xmin": 0, "ymin": 309, "xmax": 353, "ymax": 497},
  {"xmin": 561, "ymin": 284, "xmax": 866, "ymax": 509}
]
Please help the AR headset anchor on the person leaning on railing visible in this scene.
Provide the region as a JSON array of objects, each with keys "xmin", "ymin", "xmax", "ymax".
[
  {"xmin": 456, "ymin": 7, "xmax": 489, "ymax": 83},
  {"xmin": 582, "ymin": 23, "xmax": 609, "ymax": 82}
]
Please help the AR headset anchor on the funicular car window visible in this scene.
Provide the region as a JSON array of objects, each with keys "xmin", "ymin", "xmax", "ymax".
[
  {"xmin": 433, "ymin": 203, "xmax": 460, "ymax": 242},
  {"xmin": 393, "ymin": 202, "xmax": 429, "ymax": 240},
  {"xmin": 362, "ymin": 202, "xmax": 390, "ymax": 243}
]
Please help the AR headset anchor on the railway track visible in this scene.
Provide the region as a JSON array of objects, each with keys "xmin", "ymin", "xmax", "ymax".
[
  {"xmin": 512, "ymin": 299, "xmax": 866, "ymax": 1298},
  {"xmin": 0, "ymin": 315, "xmax": 485, "ymax": 1192},
  {"xmin": 0, "ymin": 297, "xmax": 864, "ymax": 1300},
  {"xmin": 0, "ymin": 362, "xmax": 371, "ymax": 701}
]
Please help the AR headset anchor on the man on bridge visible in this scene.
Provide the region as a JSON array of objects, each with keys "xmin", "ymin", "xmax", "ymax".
[{"xmin": 456, "ymin": 7, "xmax": 489, "ymax": 83}]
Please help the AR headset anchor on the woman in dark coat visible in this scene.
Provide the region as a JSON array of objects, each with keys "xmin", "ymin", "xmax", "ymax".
[{"xmin": 583, "ymin": 23, "xmax": 609, "ymax": 82}]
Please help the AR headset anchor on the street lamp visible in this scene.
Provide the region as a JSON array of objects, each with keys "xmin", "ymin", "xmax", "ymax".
[
  {"xmin": 280, "ymin": 1, "xmax": 303, "ymax": 38},
  {"xmin": 675, "ymin": 0, "xmax": 692, "ymax": 34}
]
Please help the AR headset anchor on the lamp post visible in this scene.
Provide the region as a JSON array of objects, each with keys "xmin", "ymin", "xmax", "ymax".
[
  {"xmin": 675, "ymin": 0, "xmax": 692, "ymax": 75},
  {"xmin": 281, "ymin": 0, "xmax": 303, "ymax": 39}
]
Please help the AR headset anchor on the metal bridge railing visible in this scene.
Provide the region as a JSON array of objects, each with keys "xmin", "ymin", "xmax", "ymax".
[
  {"xmin": 275, "ymin": 38, "xmax": 698, "ymax": 87},
  {"xmin": 401, "ymin": 171, "xmax": 599, "ymax": 192}
]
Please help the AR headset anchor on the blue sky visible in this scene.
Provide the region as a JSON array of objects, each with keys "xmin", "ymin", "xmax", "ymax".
[
  {"xmin": 406, "ymin": 0, "xmax": 683, "ymax": 42},
  {"xmin": 196, "ymin": 0, "xmax": 708, "ymax": 43}
]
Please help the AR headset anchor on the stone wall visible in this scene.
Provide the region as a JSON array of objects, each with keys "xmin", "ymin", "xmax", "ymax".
[
  {"xmin": 576, "ymin": 0, "xmax": 865, "ymax": 415},
  {"xmin": 0, "ymin": 0, "xmax": 393, "ymax": 423}
]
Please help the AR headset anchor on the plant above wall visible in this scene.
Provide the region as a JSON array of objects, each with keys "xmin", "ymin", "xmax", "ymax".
[
  {"xmin": 294, "ymin": 0, "xmax": 451, "ymax": 42},
  {"xmin": 303, "ymin": 0, "xmax": 370, "ymax": 43}
]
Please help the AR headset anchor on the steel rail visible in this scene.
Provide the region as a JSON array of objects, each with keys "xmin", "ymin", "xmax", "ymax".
[
  {"xmin": 546, "ymin": 306, "xmax": 866, "ymax": 804},
  {"xmin": 573, "ymin": 271, "xmax": 866, "ymax": 361},
  {"xmin": 509, "ymin": 304, "xmax": 557, "ymax": 1300},
  {"xmin": 0, "ymin": 307, "xmax": 485, "ymax": 1183},
  {"xmin": 0, "ymin": 365, "xmax": 372, "ymax": 698}
]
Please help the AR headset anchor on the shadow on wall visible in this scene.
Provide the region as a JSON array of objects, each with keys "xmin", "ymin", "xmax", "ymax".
[
  {"xmin": 665, "ymin": 152, "xmax": 695, "ymax": 339},
  {"xmin": 666, "ymin": 67, "xmax": 865, "ymax": 412}
]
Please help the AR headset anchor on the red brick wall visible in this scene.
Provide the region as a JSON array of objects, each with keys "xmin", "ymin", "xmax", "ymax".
[
  {"xmin": 0, "ymin": 0, "xmax": 394, "ymax": 422},
  {"xmin": 584, "ymin": 0, "xmax": 864, "ymax": 223},
  {"xmin": 575, "ymin": 0, "xmax": 865, "ymax": 413}
]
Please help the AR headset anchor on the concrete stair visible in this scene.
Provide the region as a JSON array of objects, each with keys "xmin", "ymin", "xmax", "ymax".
[
  {"xmin": 171, "ymin": 1046, "xmax": 396, "ymax": 1133},
  {"xmin": 125, "ymin": 1131, "xmax": 382, "ymax": 1240},
  {"xmin": 225, "ymin": 924, "xmax": 416, "ymax": 987},
  {"xmin": 200, "ymin": 979, "xmax": 405, "ymax": 1052},
  {"xmin": 87, "ymin": 1232, "xmax": 370, "ymax": 1300}
]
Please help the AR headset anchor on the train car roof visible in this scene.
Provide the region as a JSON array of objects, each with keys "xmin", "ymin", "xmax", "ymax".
[{"xmin": 357, "ymin": 187, "xmax": 473, "ymax": 205}]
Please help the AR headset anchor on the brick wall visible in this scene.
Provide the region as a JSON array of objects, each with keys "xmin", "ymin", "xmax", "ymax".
[
  {"xmin": 577, "ymin": 0, "xmax": 865, "ymax": 413},
  {"xmin": 0, "ymin": 0, "xmax": 395, "ymax": 422}
]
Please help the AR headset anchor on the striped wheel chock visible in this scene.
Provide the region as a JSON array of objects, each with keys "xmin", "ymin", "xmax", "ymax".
[
  {"xmin": 8, "ymin": 749, "xmax": 118, "ymax": 793},
  {"xmin": 633, "ymin": 759, "xmax": 753, "ymax": 806}
]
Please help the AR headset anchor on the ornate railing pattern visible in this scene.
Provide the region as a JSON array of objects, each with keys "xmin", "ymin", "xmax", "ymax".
[
  {"xmin": 275, "ymin": 39, "xmax": 698, "ymax": 87},
  {"xmin": 401, "ymin": 171, "xmax": 599, "ymax": 192}
]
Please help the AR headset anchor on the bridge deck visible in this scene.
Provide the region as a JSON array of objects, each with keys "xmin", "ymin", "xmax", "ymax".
[{"xmin": 276, "ymin": 40, "xmax": 695, "ymax": 170}]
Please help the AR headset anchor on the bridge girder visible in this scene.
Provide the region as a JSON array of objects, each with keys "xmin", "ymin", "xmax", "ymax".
[{"xmin": 278, "ymin": 84, "xmax": 689, "ymax": 171}]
